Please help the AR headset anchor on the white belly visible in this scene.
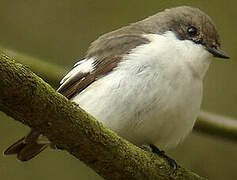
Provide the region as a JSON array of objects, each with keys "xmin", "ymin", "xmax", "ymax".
[
  {"xmin": 72, "ymin": 64, "xmax": 202, "ymax": 150},
  {"xmin": 71, "ymin": 32, "xmax": 211, "ymax": 149}
]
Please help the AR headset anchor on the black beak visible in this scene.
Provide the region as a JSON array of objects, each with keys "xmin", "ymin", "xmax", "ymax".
[{"xmin": 206, "ymin": 46, "xmax": 230, "ymax": 59}]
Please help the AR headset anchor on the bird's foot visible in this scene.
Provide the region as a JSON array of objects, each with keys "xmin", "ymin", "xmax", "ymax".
[
  {"xmin": 149, "ymin": 144, "xmax": 177, "ymax": 169},
  {"xmin": 140, "ymin": 144, "xmax": 153, "ymax": 152},
  {"xmin": 50, "ymin": 143, "xmax": 64, "ymax": 150}
]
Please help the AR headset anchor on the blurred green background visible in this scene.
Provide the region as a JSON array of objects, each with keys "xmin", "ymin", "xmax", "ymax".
[{"xmin": 0, "ymin": 0, "xmax": 236, "ymax": 179}]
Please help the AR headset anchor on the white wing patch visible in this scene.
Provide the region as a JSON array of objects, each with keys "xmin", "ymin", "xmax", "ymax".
[{"xmin": 59, "ymin": 58, "xmax": 95, "ymax": 85}]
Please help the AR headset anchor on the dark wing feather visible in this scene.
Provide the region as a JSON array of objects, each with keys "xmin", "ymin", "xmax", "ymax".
[
  {"xmin": 57, "ymin": 71, "xmax": 91, "ymax": 99},
  {"xmin": 4, "ymin": 129, "xmax": 49, "ymax": 161},
  {"xmin": 57, "ymin": 34, "xmax": 150, "ymax": 99}
]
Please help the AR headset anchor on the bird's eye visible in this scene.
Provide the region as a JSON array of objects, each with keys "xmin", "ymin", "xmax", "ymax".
[{"xmin": 187, "ymin": 26, "xmax": 198, "ymax": 36}]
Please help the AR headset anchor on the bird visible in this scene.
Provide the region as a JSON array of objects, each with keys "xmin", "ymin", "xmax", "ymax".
[{"xmin": 4, "ymin": 6, "xmax": 229, "ymax": 163}]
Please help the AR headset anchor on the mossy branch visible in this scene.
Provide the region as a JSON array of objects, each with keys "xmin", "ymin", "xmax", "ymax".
[
  {"xmin": 6, "ymin": 47, "xmax": 236, "ymax": 143},
  {"xmin": 0, "ymin": 55, "xmax": 206, "ymax": 179},
  {"xmin": 1, "ymin": 48, "xmax": 68, "ymax": 86}
]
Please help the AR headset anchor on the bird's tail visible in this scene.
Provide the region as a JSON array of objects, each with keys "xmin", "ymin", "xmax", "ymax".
[{"xmin": 4, "ymin": 129, "xmax": 50, "ymax": 161}]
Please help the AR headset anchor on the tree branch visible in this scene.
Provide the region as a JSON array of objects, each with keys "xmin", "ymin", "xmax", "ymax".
[
  {"xmin": 0, "ymin": 55, "xmax": 206, "ymax": 179},
  {"xmin": 4, "ymin": 48, "xmax": 237, "ymax": 143},
  {"xmin": 195, "ymin": 111, "xmax": 237, "ymax": 142},
  {"xmin": 2, "ymin": 48, "xmax": 68, "ymax": 86}
]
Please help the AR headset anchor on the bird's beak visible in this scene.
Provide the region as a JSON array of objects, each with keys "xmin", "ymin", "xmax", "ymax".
[{"xmin": 206, "ymin": 46, "xmax": 230, "ymax": 59}]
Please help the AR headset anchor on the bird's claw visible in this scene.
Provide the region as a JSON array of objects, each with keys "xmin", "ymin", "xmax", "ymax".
[{"xmin": 149, "ymin": 144, "xmax": 178, "ymax": 170}]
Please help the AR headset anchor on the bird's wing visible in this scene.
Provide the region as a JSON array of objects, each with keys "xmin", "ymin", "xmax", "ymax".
[{"xmin": 57, "ymin": 34, "xmax": 150, "ymax": 99}]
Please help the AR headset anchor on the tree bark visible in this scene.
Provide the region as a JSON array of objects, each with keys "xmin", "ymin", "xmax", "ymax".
[
  {"xmin": 4, "ymin": 48, "xmax": 237, "ymax": 143},
  {"xmin": 0, "ymin": 53, "xmax": 206, "ymax": 180}
]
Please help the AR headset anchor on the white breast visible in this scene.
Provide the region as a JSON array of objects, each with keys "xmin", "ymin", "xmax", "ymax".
[{"xmin": 71, "ymin": 31, "xmax": 212, "ymax": 149}]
